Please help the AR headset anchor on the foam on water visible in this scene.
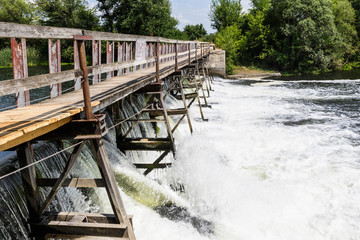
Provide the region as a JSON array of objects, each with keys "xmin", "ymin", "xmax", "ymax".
[
  {"xmin": 1, "ymin": 76, "xmax": 359, "ymax": 240},
  {"xmin": 128, "ymin": 77, "xmax": 360, "ymax": 240}
]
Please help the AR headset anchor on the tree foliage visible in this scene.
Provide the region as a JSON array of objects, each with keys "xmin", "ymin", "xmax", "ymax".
[
  {"xmin": 215, "ymin": 25, "xmax": 242, "ymax": 74},
  {"xmin": 209, "ymin": 0, "xmax": 242, "ymax": 31},
  {"xmin": 97, "ymin": 0, "xmax": 178, "ymax": 37},
  {"xmin": 210, "ymin": 0, "xmax": 359, "ymax": 73},
  {"xmin": 0, "ymin": 0, "xmax": 36, "ymax": 24},
  {"xmin": 183, "ymin": 24, "xmax": 207, "ymax": 40},
  {"xmin": 36, "ymin": 0, "xmax": 99, "ymax": 30}
]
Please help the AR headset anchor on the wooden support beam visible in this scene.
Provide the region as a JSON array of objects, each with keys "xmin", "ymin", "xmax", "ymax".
[
  {"xmin": 134, "ymin": 82, "xmax": 163, "ymax": 94},
  {"xmin": 174, "ymin": 93, "xmax": 198, "ymax": 100},
  {"xmin": 134, "ymin": 163, "xmax": 172, "ymax": 169},
  {"xmin": 144, "ymin": 150, "xmax": 171, "ymax": 176},
  {"xmin": 30, "ymin": 221, "xmax": 127, "ymax": 238},
  {"xmin": 118, "ymin": 138, "xmax": 173, "ymax": 151},
  {"xmin": 44, "ymin": 234, "xmax": 128, "ymax": 240},
  {"xmin": 39, "ymin": 141, "xmax": 85, "ymax": 215},
  {"xmin": 89, "ymin": 138, "xmax": 136, "ymax": 240},
  {"xmin": 37, "ymin": 178, "xmax": 105, "ymax": 188},
  {"xmin": 116, "ymin": 119, "xmax": 165, "ymax": 123},
  {"xmin": 36, "ymin": 115, "xmax": 108, "ymax": 141}
]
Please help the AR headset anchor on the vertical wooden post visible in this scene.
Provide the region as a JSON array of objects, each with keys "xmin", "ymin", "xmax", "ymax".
[
  {"xmin": 188, "ymin": 43, "xmax": 191, "ymax": 65},
  {"xmin": 195, "ymin": 42, "xmax": 198, "ymax": 62},
  {"xmin": 92, "ymin": 40, "xmax": 102, "ymax": 84},
  {"xmin": 175, "ymin": 43, "xmax": 178, "ymax": 72},
  {"xmin": 90, "ymin": 138, "xmax": 136, "ymax": 240},
  {"xmin": 117, "ymin": 42, "xmax": 124, "ymax": 76},
  {"xmin": 156, "ymin": 41, "xmax": 160, "ymax": 82},
  {"xmin": 74, "ymin": 40, "xmax": 82, "ymax": 90},
  {"xmin": 106, "ymin": 41, "xmax": 114, "ymax": 79},
  {"xmin": 126, "ymin": 42, "xmax": 131, "ymax": 73},
  {"xmin": 135, "ymin": 39, "xmax": 146, "ymax": 70},
  {"xmin": 178, "ymin": 76, "xmax": 193, "ymax": 133},
  {"xmin": 48, "ymin": 39, "xmax": 62, "ymax": 98},
  {"xmin": 11, "ymin": 38, "xmax": 30, "ymax": 107},
  {"xmin": 77, "ymin": 40, "xmax": 93, "ymax": 120},
  {"xmin": 17, "ymin": 142, "xmax": 41, "ymax": 219}
]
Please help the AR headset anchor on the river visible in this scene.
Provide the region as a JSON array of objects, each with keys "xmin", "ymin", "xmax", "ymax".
[{"xmin": 0, "ymin": 74, "xmax": 359, "ymax": 239}]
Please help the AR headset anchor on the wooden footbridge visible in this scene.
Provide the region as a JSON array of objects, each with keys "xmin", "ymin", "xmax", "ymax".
[{"xmin": 0, "ymin": 22, "xmax": 215, "ymax": 239}]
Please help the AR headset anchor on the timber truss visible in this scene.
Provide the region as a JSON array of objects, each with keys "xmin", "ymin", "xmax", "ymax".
[
  {"xmin": 114, "ymin": 59, "xmax": 213, "ymax": 176},
  {"xmin": 18, "ymin": 115, "xmax": 135, "ymax": 240}
]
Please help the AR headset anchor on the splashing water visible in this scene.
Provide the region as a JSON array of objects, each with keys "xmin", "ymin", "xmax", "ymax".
[{"xmin": 0, "ymin": 76, "xmax": 360, "ymax": 240}]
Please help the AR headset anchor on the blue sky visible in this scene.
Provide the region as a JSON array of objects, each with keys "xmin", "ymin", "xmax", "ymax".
[{"xmin": 88, "ymin": 0, "xmax": 252, "ymax": 34}]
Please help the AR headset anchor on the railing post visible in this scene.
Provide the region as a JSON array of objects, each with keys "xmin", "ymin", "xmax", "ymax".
[
  {"xmin": 106, "ymin": 41, "xmax": 114, "ymax": 79},
  {"xmin": 175, "ymin": 43, "xmax": 178, "ymax": 72},
  {"xmin": 74, "ymin": 40, "xmax": 82, "ymax": 90},
  {"xmin": 92, "ymin": 40, "xmax": 101, "ymax": 83},
  {"xmin": 48, "ymin": 39, "xmax": 62, "ymax": 98},
  {"xmin": 201, "ymin": 43, "xmax": 203, "ymax": 58},
  {"xmin": 156, "ymin": 41, "xmax": 160, "ymax": 81},
  {"xmin": 11, "ymin": 38, "xmax": 30, "ymax": 107},
  {"xmin": 135, "ymin": 39, "xmax": 146, "ymax": 70},
  {"xmin": 195, "ymin": 42, "xmax": 198, "ymax": 62},
  {"xmin": 188, "ymin": 43, "xmax": 191, "ymax": 65},
  {"xmin": 117, "ymin": 42, "xmax": 124, "ymax": 75},
  {"xmin": 76, "ymin": 39, "xmax": 93, "ymax": 120}
]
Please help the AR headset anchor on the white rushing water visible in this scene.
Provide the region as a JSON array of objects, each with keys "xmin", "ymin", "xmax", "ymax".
[
  {"xmin": 1, "ymin": 76, "xmax": 359, "ymax": 240},
  {"xmin": 117, "ymin": 77, "xmax": 360, "ymax": 240}
]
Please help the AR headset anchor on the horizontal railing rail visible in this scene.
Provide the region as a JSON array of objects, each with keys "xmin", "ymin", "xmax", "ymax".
[{"xmin": 0, "ymin": 22, "xmax": 210, "ymax": 109}]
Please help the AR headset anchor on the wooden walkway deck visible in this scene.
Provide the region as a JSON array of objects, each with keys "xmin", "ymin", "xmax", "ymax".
[{"xmin": 0, "ymin": 55, "xmax": 193, "ymax": 151}]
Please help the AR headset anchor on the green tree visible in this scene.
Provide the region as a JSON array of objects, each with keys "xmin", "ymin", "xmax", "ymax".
[
  {"xmin": 215, "ymin": 25, "xmax": 242, "ymax": 74},
  {"xmin": 183, "ymin": 24, "xmax": 207, "ymax": 40},
  {"xmin": 209, "ymin": 0, "xmax": 242, "ymax": 31},
  {"xmin": 331, "ymin": 0, "xmax": 358, "ymax": 67},
  {"xmin": 266, "ymin": 0, "xmax": 342, "ymax": 72},
  {"xmin": 97, "ymin": 0, "xmax": 178, "ymax": 37},
  {"xmin": 251, "ymin": 0, "xmax": 271, "ymax": 11},
  {"xmin": 0, "ymin": 0, "xmax": 36, "ymax": 24},
  {"xmin": 36, "ymin": 0, "xmax": 99, "ymax": 30},
  {"xmin": 349, "ymin": 0, "xmax": 360, "ymax": 37},
  {"xmin": 239, "ymin": 0, "xmax": 271, "ymax": 64}
]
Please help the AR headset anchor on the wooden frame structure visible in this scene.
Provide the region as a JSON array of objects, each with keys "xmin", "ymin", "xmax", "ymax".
[{"xmin": 0, "ymin": 22, "xmax": 212, "ymax": 239}]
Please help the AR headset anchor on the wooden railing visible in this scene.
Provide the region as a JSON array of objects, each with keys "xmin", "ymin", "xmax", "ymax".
[{"xmin": 0, "ymin": 22, "xmax": 210, "ymax": 108}]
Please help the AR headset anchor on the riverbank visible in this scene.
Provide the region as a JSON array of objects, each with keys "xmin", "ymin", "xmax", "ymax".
[{"xmin": 227, "ymin": 66, "xmax": 281, "ymax": 79}]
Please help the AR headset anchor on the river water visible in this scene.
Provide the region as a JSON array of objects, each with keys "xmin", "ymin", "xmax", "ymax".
[{"xmin": 0, "ymin": 75, "xmax": 360, "ymax": 239}]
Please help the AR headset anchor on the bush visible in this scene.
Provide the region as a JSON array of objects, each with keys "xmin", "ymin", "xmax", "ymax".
[
  {"xmin": 0, "ymin": 48, "xmax": 12, "ymax": 67},
  {"xmin": 0, "ymin": 47, "xmax": 41, "ymax": 67},
  {"xmin": 215, "ymin": 25, "xmax": 242, "ymax": 75}
]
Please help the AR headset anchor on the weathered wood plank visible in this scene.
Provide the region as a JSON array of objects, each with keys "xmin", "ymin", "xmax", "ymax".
[
  {"xmin": 0, "ymin": 22, "xmax": 83, "ymax": 39},
  {"xmin": 0, "ymin": 51, "xmax": 198, "ymax": 97},
  {"xmin": 37, "ymin": 178, "xmax": 105, "ymax": 188},
  {"xmin": 30, "ymin": 221, "xmax": 127, "ymax": 237},
  {"xmin": 118, "ymin": 138, "xmax": 172, "ymax": 151},
  {"xmin": 45, "ymin": 234, "xmax": 129, "ymax": 240},
  {"xmin": 134, "ymin": 163, "xmax": 172, "ymax": 169}
]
